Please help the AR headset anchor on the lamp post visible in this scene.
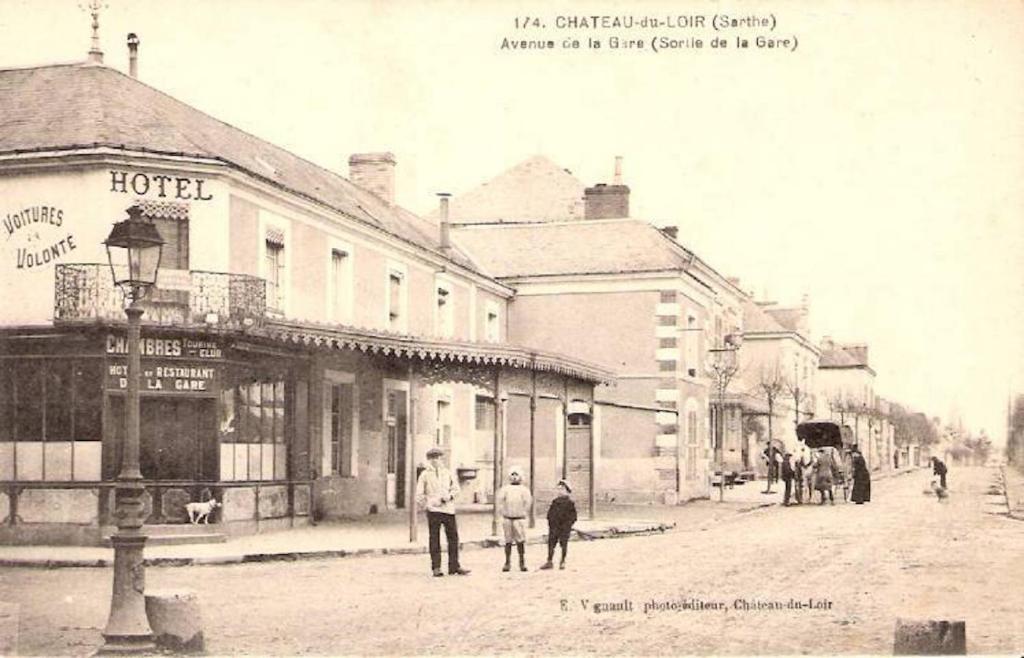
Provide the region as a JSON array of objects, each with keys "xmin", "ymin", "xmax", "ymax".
[
  {"xmin": 707, "ymin": 333, "xmax": 742, "ymax": 502},
  {"xmin": 101, "ymin": 205, "xmax": 163, "ymax": 654}
]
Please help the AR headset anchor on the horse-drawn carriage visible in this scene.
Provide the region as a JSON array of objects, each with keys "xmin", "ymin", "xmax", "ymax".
[{"xmin": 796, "ymin": 420, "xmax": 855, "ymax": 501}]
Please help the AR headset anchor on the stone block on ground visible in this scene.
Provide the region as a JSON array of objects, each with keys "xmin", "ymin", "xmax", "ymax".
[
  {"xmin": 0, "ymin": 602, "xmax": 18, "ymax": 656},
  {"xmin": 145, "ymin": 589, "xmax": 204, "ymax": 653},
  {"xmin": 894, "ymin": 618, "xmax": 966, "ymax": 655}
]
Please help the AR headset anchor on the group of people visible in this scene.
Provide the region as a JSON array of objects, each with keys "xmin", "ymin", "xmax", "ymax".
[
  {"xmin": 776, "ymin": 444, "xmax": 872, "ymax": 506},
  {"xmin": 414, "ymin": 446, "xmax": 578, "ymax": 578}
]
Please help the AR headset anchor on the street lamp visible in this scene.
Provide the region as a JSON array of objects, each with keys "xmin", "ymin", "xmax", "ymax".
[
  {"xmin": 707, "ymin": 333, "xmax": 742, "ymax": 502},
  {"xmin": 101, "ymin": 205, "xmax": 163, "ymax": 654}
]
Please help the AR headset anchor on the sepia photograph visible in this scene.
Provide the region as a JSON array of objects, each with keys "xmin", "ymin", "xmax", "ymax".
[{"xmin": 0, "ymin": 0, "xmax": 1022, "ymax": 655}]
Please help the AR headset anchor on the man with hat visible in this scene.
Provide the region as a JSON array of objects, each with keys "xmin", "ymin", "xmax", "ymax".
[{"xmin": 415, "ymin": 447, "xmax": 470, "ymax": 577}]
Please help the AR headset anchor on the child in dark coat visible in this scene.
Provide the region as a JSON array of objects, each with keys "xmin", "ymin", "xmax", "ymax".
[{"xmin": 540, "ymin": 479, "xmax": 577, "ymax": 570}]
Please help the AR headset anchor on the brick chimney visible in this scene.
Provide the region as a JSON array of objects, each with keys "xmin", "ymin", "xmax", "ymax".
[
  {"xmin": 584, "ymin": 156, "xmax": 630, "ymax": 219},
  {"xmin": 584, "ymin": 184, "xmax": 630, "ymax": 219},
  {"xmin": 349, "ymin": 152, "xmax": 396, "ymax": 205}
]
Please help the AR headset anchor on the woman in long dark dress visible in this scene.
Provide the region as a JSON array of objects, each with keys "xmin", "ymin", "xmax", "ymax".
[{"xmin": 850, "ymin": 446, "xmax": 871, "ymax": 504}]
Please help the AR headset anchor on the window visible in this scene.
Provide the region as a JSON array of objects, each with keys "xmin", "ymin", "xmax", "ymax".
[
  {"xmin": 485, "ymin": 301, "xmax": 500, "ymax": 342},
  {"xmin": 685, "ymin": 315, "xmax": 698, "ymax": 374},
  {"xmin": 265, "ymin": 240, "xmax": 285, "ymax": 312},
  {"xmin": 686, "ymin": 409, "xmax": 698, "ymax": 479},
  {"xmin": 435, "ymin": 283, "xmax": 453, "ymax": 337},
  {"xmin": 568, "ymin": 412, "xmax": 590, "ymax": 428},
  {"xmin": 436, "ymin": 399, "xmax": 452, "ymax": 448},
  {"xmin": 387, "ymin": 269, "xmax": 405, "ymax": 331},
  {"xmin": 0, "ymin": 359, "xmax": 103, "ymax": 481},
  {"xmin": 223, "ymin": 378, "xmax": 288, "ymax": 481},
  {"xmin": 330, "ymin": 382, "xmax": 354, "ymax": 476},
  {"xmin": 330, "ymin": 248, "xmax": 350, "ymax": 323},
  {"xmin": 151, "ymin": 216, "xmax": 189, "ymax": 270},
  {"xmin": 474, "ymin": 395, "xmax": 495, "ymax": 431}
]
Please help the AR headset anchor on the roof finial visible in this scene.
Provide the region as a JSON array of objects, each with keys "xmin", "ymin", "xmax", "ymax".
[{"xmin": 81, "ymin": 0, "xmax": 107, "ymax": 64}]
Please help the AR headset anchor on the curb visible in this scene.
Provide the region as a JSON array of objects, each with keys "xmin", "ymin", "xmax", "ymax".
[{"xmin": 0, "ymin": 522, "xmax": 675, "ymax": 569}]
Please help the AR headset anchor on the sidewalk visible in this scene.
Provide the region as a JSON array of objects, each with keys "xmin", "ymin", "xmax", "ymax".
[{"xmin": 0, "ymin": 467, "xmax": 923, "ymax": 569}]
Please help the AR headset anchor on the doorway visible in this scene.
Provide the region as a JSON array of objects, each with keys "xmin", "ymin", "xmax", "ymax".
[
  {"xmin": 385, "ymin": 388, "xmax": 408, "ymax": 509},
  {"xmin": 107, "ymin": 396, "xmax": 218, "ymax": 481}
]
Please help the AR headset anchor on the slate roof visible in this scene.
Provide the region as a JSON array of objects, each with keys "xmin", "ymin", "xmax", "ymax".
[
  {"xmin": 450, "ymin": 218, "xmax": 697, "ymax": 279},
  {"xmin": 0, "ymin": 62, "xmax": 476, "ymax": 269},
  {"xmin": 742, "ymin": 298, "xmax": 788, "ymax": 333},
  {"xmin": 434, "ymin": 155, "xmax": 586, "ymax": 222},
  {"xmin": 819, "ymin": 346, "xmax": 859, "ymax": 367},
  {"xmin": 766, "ymin": 307, "xmax": 804, "ymax": 332}
]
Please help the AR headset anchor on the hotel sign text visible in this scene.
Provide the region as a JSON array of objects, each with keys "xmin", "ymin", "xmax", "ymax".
[{"xmin": 110, "ymin": 170, "xmax": 213, "ymax": 201}]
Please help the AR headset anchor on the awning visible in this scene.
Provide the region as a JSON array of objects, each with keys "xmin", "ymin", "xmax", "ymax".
[{"xmin": 259, "ymin": 319, "xmax": 614, "ymax": 383}]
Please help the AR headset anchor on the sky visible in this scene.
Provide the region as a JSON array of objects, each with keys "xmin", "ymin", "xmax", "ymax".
[{"xmin": 1, "ymin": 0, "xmax": 1021, "ymax": 443}]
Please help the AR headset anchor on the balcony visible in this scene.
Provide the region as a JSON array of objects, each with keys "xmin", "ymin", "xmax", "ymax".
[{"xmin": 54, "ymin": 263, "xmax": 266, "ymax": 328}]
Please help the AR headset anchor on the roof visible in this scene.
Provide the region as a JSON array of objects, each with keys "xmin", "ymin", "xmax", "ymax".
[
  {"xmin": 0, "ymin": 63, "xmax": 476, "ymax": 270},
  {"xmin": 434, "ymin": 155, "xmax": 586, "ymax": 222},
  {"xmin": 742, "ymin": 298, "xmax": 788, "ymax": 333},
  {"xmin": 451, "ymin": 218, "xmax": 696, "ymax": 279},
  {"xmin": 262, "ymin": 319, "xmax": 613, "ymax": 383},
  {"xmin": 765, "ymin": 307, "xmax": 805, "ymax": 332},
  {"xmin": 819, "ymin": 348, "xmax": 859, "ymax": 367}
]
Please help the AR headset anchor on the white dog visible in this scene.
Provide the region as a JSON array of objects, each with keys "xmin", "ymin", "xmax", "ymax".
[{"xmin": 186, "ymin": 499, "xmax": 221, "ymax": 524}]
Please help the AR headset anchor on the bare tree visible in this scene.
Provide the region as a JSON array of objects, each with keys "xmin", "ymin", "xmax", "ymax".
[{"xmin": 754, "ymin": 361, "xmax": 785, "ymax": 493}]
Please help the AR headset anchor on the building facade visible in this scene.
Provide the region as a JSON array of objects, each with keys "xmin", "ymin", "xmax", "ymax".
[{"xmin": 0, "ymin": 60, "xmax": 605, "ymax": 544}]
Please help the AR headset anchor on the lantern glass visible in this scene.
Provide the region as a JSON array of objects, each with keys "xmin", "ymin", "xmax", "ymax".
[{"xmin": 104, "ymin": 206, "xmax": 164, "ymax": 297}]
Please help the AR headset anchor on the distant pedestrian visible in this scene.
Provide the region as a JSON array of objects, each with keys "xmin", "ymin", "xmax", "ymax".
[
  {"xmin": 540, "ymin": 479, "xmax": 577, "ymax": 570},
  {"xmin": 793, "ymin": 451, "xmax": 804, "ymax": 504},
  {"xmin": 801, "ymin": 447, "xmax": 816, "ymax": 501},
  {"xmin": 781, "ymin": 451, "xmax": 795, "ymax": 506},
  {"xmin": 495, "ymin": 466, "xmax": 533, "ymax": 572},
  {"xmin": 850, "ymin": 445, "xmax": 871, "ymax": 504},
  {"xmin": 931, "ymin": 457, "xmax": 948, "ymax": 490},
  {"xmin": 893, "ymin": 449, "xmax": 900, "ymax": 470},
  {"xmin": 415, "ymin": 447, "xmax": 470, "ymax": 578},
  {"xmin": 813, "ymin": 447, "xmax": 836, "ymax": 505}
]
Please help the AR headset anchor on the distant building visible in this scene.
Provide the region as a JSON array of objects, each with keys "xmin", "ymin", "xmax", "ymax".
[
  {"xmin": 736, "ymin": 296, "xmax": 820, "ymax": 469},
  {"xmin": 451, "ymin": 156, "xmax": 746, "ymax": 502},
  {"xmin": 816, "ymin": 337, "xmax": 881, "ymax": 465}
]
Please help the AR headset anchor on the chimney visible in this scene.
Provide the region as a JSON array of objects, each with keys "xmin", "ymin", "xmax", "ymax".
[
  {"xmin": 127, "ymin": 33, "xmax": 139, "ymax": 78},
  {"xmin": 613, "ymin": 155, "xmax": 623, "ymax": 184},
  {"xmin": 660, "ymin": 226, "xmax": 679, "ymax": 240},
  {"xmin": 438, "ymin": 193, "xmax": 452, "ymax": 257},
  {"xmin": 584, "ymin": 183, "xmax": 630, "ymax": 219},
  {"xmin": 349, "ymin": 152, "xmax": 396, "ymax": 205}
]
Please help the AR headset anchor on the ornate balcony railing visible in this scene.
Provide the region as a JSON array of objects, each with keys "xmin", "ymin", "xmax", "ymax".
[{"xmin": 54, "ymin": 263, "xmax": 266, "ymax": 328}]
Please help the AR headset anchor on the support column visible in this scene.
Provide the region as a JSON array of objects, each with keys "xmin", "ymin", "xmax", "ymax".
[
  {"xmin": 528, "ymin": 367, "xmax": 537, "ymax": 528},
  {"xmin": 491, "ymin": 368, "xmax": 503, "ymax": 537},
  {"xmin": 588, "ymin": 398, "xmax": 596, "ymax": 520},
  {"xmin": 561, "ymin": 377, "xmax": 569, "ymax": 481},
  {"xmin": 407, "ymin": 365, "xmax": 418, "ymax": 543}
]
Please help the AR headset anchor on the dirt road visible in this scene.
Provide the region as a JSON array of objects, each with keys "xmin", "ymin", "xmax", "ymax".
[{"xmin": 3, "ymin": 466, "xmax": 1021, "ymax": 655}]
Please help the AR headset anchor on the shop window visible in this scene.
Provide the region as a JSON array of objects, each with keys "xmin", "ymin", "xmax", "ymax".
[
  {"xmin": 330, "ymin": 382, "xmax": 354, "ymax": 476},
  {"xmin": 436, "ymin": 399, "xmax": 452, "ymax": 448},
  {"xmin": 226, "ymin": 377, "xmax": 288, "ymax": 481},
  {"xmin": 0, "ymin": 359, "xmax": 104, "ymax": 480},
  {"xmin": 474, "ymin": 395, "xmax": 495, "ymax": 431}
]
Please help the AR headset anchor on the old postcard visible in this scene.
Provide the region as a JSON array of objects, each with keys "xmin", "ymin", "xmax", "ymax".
[{"xmin": 0, "ymin": 0, "xmax": 1022, "ymax": 655}]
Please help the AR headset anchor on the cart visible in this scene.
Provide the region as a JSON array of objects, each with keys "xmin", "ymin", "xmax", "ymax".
[{"xmin": 796, "ymin": 421, "xmax": 855, "ymax": 501}]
